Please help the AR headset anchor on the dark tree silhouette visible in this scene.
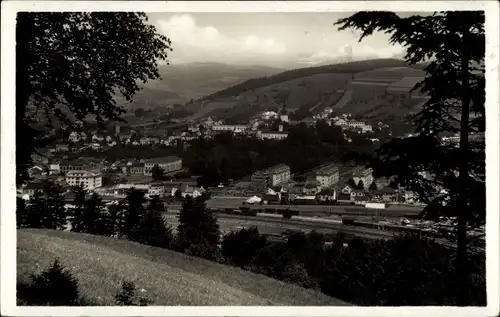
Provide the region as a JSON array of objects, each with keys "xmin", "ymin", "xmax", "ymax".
[
  {"xmin": 18, "ymin": 259, "xmax": 80, "ymax": 306},
  {"xmin": 84, "ymin": 193, "xmax": 108, "ymax": 235},
  {"xmin": 69, "ymin": 185, "xmax": 87, "ymax": 233},
  {"xmin": 151, "ymin": 165, "xmax": 165, "ymax": 181},
  {"xmin": 115, "ymin": 280, "xmax": 152, "ymax": 306},
  {"xmin": 282, "ymin": 209, "xmax": 293, "ymax": 220},
  {"xmin": 135, "ymin": 195, "xmax": 174, "ymax": 248},
  {"xmin": 16, "ymin": 12, "xmax": 172, "ymax": 185},
  {"xmin": 106, "ymin": 201, "xmax": 126, "ymax": 238},
  {"xmin": 16, "ymin": 197, "xmax": 28, "ymax": 229},
  {"xmin": 335, "ymin": 11, "xmax": 485, "ymax": 305},
  {"xmin": 25, "ymin": 182, "xmax": 67, "ymax": 230},
  {"xmin": 357, "ymin": 180, "xmax": 365, "ymax": 190},
  {"xmin": 122, "ymin": 188, "xmax": 148, "ymax": 242},
  {"xmin": 221, "ymin": 227, "xmax": 267, "ymax": 267},
  {"xmin": 369, "ymin": 182, "xmax": 378, "ymax": 191},
  {"xmin": 176, "ymin": 196, "xmax": 220, "ymax": 259}
]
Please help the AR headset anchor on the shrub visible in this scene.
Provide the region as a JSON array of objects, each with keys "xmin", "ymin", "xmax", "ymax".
[
  {"xmin": 282, "ymin": 209, "xmax": 293, "ymax": 219},
  {"xmin": 115, "ymin": 280, "xmax": 152, "ymax": 306},
  {"xmin": 221, "ymin": 227, "xmax": 267, "ymax": 267},
  {"xmin": 319, "ymin": 234, "xmax": 486, "ymax": 306},
  {"xmin": 17, "ymin": 259, "xmax": 80, "ymax": 306}
]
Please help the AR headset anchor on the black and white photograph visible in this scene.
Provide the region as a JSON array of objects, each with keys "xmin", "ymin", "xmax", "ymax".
[{"xmin": 1, "ymin": 1, "xmax": 499, "ymax": 316}]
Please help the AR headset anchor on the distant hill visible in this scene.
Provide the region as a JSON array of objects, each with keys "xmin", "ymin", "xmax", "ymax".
[
  {"xmin": 147, "ymin": 62, "xmax": 284, "ymax": 99},
  {"xmin": 181, "ymin": 59, "xmax": 428, "ymax": 125},
  {"xmin": 200, "ymin": 59, "xmax": 425, "ymax": 102},
  {"xmin": 115, "ymin": 62, "xmax": 284, "ymax": 112},
  {"xmin": 18, "ymin": 229, "xmax": 350, "ymax": 306}
]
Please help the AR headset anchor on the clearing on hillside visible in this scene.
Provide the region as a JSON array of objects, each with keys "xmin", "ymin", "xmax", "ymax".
[{"xmin": 17, "ymin": 229, "xmax": 350, "ymax": 306}]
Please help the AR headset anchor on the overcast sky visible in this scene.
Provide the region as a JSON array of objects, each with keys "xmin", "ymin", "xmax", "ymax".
[{"xmin": 147, "ymin": 12, "xmax": 410, "ymax": 68}]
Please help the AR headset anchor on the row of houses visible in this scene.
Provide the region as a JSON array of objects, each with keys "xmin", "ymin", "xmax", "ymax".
[
  {"xmin": 244, "ymin": 181, "xmax": 418, "ymax": 206},
  {"xmin": 95, "ymin": 181, "xmax": 206, "ymax": 199},
  {"xmin": 50, "ymin": 156, "xmax": 183, "ymax": 177}
]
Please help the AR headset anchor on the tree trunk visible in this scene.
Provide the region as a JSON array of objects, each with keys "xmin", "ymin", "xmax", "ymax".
[{"xmin": 456, "ymin": 24, "xmax": 472, "ymax": 306}]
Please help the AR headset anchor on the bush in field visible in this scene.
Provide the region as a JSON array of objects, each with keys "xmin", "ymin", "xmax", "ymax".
[
  {"xmin": 115, "ymin": 280, "xmax": 152, "ymax": 306},
  {"xmin": 17, "ymin": 259, "xmax": 80, "ymax": 306},
  {"xmin": 319, "ymin": 234, "xmax": 486, "ymax": 306},
  {"xmin": 249, "ymin": 242, "xmax": 315, "ymax": 288},
  {"xmin": 221, "ymin": 227, "xmax": 267, "ymax": 267}
]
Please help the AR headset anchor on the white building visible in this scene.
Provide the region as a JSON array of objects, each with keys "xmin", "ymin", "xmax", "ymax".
[
  {"xmin": 280, "ymin": 114, "xmax": 289, "ymax": 123},
  {"xmin": 49, "ymin": 163, "xmax": 61, "ymax": 175},
  {"xmin": 66, "ymin": 170, "xmax": 102, "ymax": 190},
  {"xmin": 257, "ymin": 131, "xmax": 288, "ymax": 140},
  {"xmin": 261, "ymin": 111, "xmax": 278, "ymax": 120},
  {"xmin": 212, "ymin": 125, "xmax": 249, "ymax": 133},
  {"xmin": 315, "ymin": 164, "xmax": 340, "ymax": 188},
  {"xmin": 352, "ymin": 168, "xmax": 374, "ymax": 189},
  {"xmin": 144, "ymin": 156, "xmax": 182, "ymax": 175}
]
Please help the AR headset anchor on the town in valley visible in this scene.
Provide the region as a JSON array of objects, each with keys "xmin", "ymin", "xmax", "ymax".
[{"xmin": 11, "ymin": 7, "xmax": 489, "ymax": 309}]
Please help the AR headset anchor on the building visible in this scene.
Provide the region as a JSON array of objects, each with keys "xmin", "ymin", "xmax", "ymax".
[
  {"xmin": 352, "ymin": 168, "xmax": 374, "ymax": 189},
  {"xmin": 55, "ymin": 144, "xmax": 69, "ymax": 152},
  {"xmin": 303, "ymin": 180, "xmax": 321, "ymax": 196},
  {"xmin": 257, "ymin": 131, "xmax": 289, "ymax": 140},
  {"xmin": 148, "ymin": 183, "xmax": 165, "ymax": 197},
  {"xmin": 60, "ymin": 158, "xmax": 104, "ymax": 174},
  {"xmin": 251, "ymin": 164, "xmax": 291, "ymax": 192},
  {"xmin": 315, "ymin": 164, "xmax": 340, "ymax": 188},
  {"xmin": 261, "ymin": 111, "xmax": 278, "ymax": 120},
  {"xmin": 21, "ymin": 181, "xmax": 50, "ymax": 198},
  {"xmin": 129, "ymin": 164, "xmax": 145, "ymax": 175},
  {"xmin": 49, "ymin": 162, "xmax": 61, "ymax": 175},
  {"xmin": 66, "ymin": 170, "xmax": 102, "ymax": 190},
  {"xmin": 212, "ymin": 125, "xmax": 249, "ymax": 133},
  {"xmin": 60, "ymin": 159, "xmax": 89, "ymax": 173},
  {"xmin": 280, "ymin": 114, "xmax": 289, "ymax": 123},
  {"xmin": 144, "ymin": 156, "xmax": 182, "ymax": 175}
]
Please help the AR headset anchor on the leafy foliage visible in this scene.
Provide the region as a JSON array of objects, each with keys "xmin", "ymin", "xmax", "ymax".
[
  {"xmin": 184, "ymin": 123, "xmax": 375, "ymax": 188},
  {"xmin": 319, "ymin": 234, "xmax": 485, "ymax": 306},
  {"xmin": 17, "ymin": 259, "xmax": 80, "ymax": 306},
  {"xmin": 335, "ymin": 12, "xmax": 485, "ymax": 304},
  {"xmin": 16, "ymin": 12, "xmax": 172, "ymax": 185}
]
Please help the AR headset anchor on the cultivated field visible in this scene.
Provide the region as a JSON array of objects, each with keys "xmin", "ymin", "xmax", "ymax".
[{"xmin": 17, "ymin": 229, "xmax": 350, "ymax": 306}]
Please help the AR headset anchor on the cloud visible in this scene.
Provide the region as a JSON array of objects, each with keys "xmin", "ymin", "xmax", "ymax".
[
  {"xmin": 156, "ymin": 14, "xmax": 287, "ymax": 64},
  {"xmin": 297, "ymin": 44, "xmax": 406, "ymax": 66}
]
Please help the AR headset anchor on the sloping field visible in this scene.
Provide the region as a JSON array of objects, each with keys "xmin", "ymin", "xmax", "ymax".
[
  {"xmin": 354, "ymin": 66, "xmax": 425, "ymax": 81},
  {"xmin": 189, "ymin": 73, "xmax": 352, "ymax": 120},
  {"xmin": 17, "ymin": 229, "xmax": 350, "ymax": 306},
  {"xmin": 181, "ymin": 62, "xmax": 428, "ymax": 123}
]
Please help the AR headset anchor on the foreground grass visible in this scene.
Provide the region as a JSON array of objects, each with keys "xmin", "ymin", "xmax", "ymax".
[{"xmin": 17, "ymin": 229, "xmax": 350, "ymax": 306}]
